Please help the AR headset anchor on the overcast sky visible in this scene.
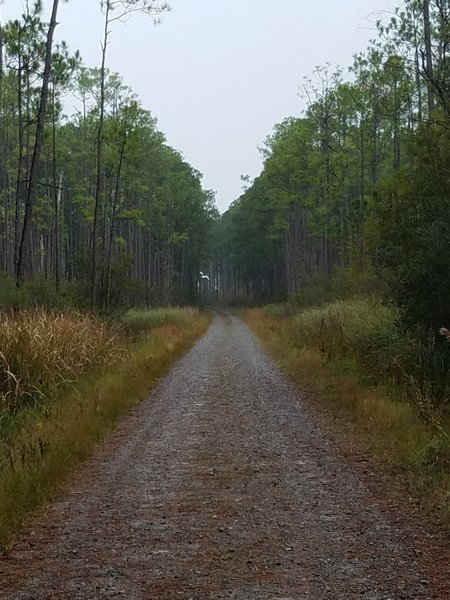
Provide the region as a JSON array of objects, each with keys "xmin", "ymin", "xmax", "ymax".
[{"xmin": 4, "ymin": 0, "xmax": 398, "ymax": 212}]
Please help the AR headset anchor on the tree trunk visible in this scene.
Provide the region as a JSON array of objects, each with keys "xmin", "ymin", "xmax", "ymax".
[
  {"xmin": 414, "ymin": 36, "xmax": 423, "ymax": 123},
  {"xmin": 54, "ymin": 171, "xmax": 63, "ymax": 288},
  {"xmin": 51, "ymin": 85, "xmax": 62, "ymax": 290},
  {"xmin": 371, "ymin": 95, "xmax": 379, "ymax": 186},
  {"xmin": 359, "ymin": 116, "xmax": 365, "ymax": 256},
  {"xmin": 0, "ymin": 14, "xmax": 8, "ymax": 271},
  {"xmin": 91, "ymin": 1, "xmax": 110, "ymax": 309},
  {"xmin": 14, "ymin": 39, "xmax": 24, "ymax": 272},
  {"xmin": 16, "ymin": 0, "xmax": 61, "ymax": 285},
  {"xmin": 423, "ymin": 0, "xmax": 435, "ymax": 115}
]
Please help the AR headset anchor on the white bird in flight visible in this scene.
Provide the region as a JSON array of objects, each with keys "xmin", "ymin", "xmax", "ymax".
[{"xmin": 200, "ymin": 271, "xmax": 210, "ymax": 281}]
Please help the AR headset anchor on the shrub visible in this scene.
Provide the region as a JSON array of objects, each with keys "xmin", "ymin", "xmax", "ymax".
[
  {"xmin": 0, "ymin": 274, "xmax": 19, "ymax": 310},
  {"xmin": 281, "ymin": 296, "xmax": 450, "ymax": 405}
]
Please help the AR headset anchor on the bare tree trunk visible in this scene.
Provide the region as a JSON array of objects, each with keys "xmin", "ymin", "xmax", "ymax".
[
  {"xmin": 414, "ymin": 36, "xmax": 423, "ymax": 123},
  {"xmin": 91, "ymin": 1, "xmax": 110, "ymax": 309},
  {"xmin": 423, "ymin": 0, "xmax": 435, "ymax": 115},
  {"xmin": 14, "ymin": 38, "xmax": 24, "ymax": 272},
  {"xmin": 16, "ymin": 0, "xmax": 61, "ymax": 285},
  {"xmin": 0, "ymin": 12, "xmax": 8, "ymax": 272},
  {"xmin": 51, "ymin": 84, "xmax": 62, "ymax": 290},
  {"xmin": 359, "ymin": 116, "xmax": 365, "ymax": 257},
  {"xmin": 371, "ymin": 96, "xmax": 379, "ymax": 186},
  {"xmin": 54, "ymin": 171, "xmax": 63, "ymax": 288}
]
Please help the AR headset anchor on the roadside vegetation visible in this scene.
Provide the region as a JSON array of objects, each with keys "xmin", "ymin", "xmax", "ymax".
[
  {"xmin": 0, "ymin": 307, "xmax": 209, "ymax": 551},
  {"xmin": 246, "ymin": 294, "xmax": 450, "ymax": 526},
  {"xmin": 0, "ymin": 309, "xmax": 123, "ymax": 415},
  {"xmin": 121, "ymin": 307, "xmax": 200, "ymax": 334}
]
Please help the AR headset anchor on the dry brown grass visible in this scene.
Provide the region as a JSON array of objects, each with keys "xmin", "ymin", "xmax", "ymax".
[
  {"xmin": 0, "ymin": 313, "xmax": 211, "ymax": 550},
  {"xmin": 246, "ymin": 308, "xmax": 450, "ymax": 527},
  {"xmin": 0, "ymin": 309, "xmax": 124, "ymax": 413}
]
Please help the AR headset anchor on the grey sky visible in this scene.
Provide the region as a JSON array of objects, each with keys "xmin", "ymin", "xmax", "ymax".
[{"xmin": 4, "ymin": 0, "xmax": 397, "ymax": 211}]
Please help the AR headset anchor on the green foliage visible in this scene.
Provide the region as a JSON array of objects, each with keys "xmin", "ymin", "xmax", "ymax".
[
  {"xmin": 0, "ymin": 275, "xmax": 19, "ymax": 310},
  {"xmin": 0, "ymin": 5, "xmax": 216, "ymax": 309},
  {"xmin": 0, "ymin": 275, "xmax": 80, "ymax": 310},
  {"xmin": 285, "ymin": 263, "xmax": 384, "ymax": 311},
  {"xmin": 371, "ymin": 121, "xmax": 450, "ymax": 331},
  {"xmin": 218, "ymin": 57, "xmax": 409, "ymax": 302},
  {"xmin": 263, "ymin": 304, "xmax": 293, "ymax": 318},
  {"xmin": 216, "ymin": 0, "xmax": 450, "ymax": 329},
  {"xmin": 21, "ymin": 278, "xmax": 76, "ymax": 309}
]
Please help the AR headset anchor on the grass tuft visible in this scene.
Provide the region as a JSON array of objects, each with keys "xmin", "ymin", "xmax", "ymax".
[{"xmin": 287, "ymin": 298, "xmax": 406, "ymax": 384}]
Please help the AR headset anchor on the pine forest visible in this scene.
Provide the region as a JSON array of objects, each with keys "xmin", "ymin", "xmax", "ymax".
[{"xmin": 1, "ymin": 0, "xmax": 450, "ymax": 571}]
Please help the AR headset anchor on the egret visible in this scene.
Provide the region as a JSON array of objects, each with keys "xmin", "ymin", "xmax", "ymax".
[{"xmin": 200, "ymin": 271, "xmax": 210, "ymax": 281}]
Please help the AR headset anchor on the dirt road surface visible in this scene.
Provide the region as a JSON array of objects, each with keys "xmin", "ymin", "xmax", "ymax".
[{"xmin": 1, "ymin": 315, "xmax": 449, "ymax": 599}]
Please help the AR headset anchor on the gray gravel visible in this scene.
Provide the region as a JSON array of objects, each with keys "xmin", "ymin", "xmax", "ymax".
[{"xmin": 0, "ymin": 315, "xmax": 448, "ymax": 599}]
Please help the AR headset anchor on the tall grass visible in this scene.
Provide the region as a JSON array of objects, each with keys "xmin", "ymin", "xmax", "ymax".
[
  {"xmin": 0, "ymin": 310, "xmax": 124, "ymax": 415},
  {"xmin": 287, "ymin": 298, "xmax": 408, "ymax": 384},
  {"xmin": 283, "ymin": 297, "xmax": 450, "ymax": 405}
]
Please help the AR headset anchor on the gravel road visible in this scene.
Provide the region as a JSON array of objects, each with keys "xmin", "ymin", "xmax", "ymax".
[{"xmin": 0, "ymin": 315, "xmax": 449, "ymax": 599}]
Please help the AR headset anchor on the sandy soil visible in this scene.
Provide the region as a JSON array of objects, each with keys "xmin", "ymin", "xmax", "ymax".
[{"xmin": 0, "ymin": 315, "xmax": 449, "ymax": 599}]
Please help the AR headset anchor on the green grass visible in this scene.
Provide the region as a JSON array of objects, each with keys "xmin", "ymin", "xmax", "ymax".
[{"xmin": 263, "ymin": 303, "xmax": 293, "ymax": 318}]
